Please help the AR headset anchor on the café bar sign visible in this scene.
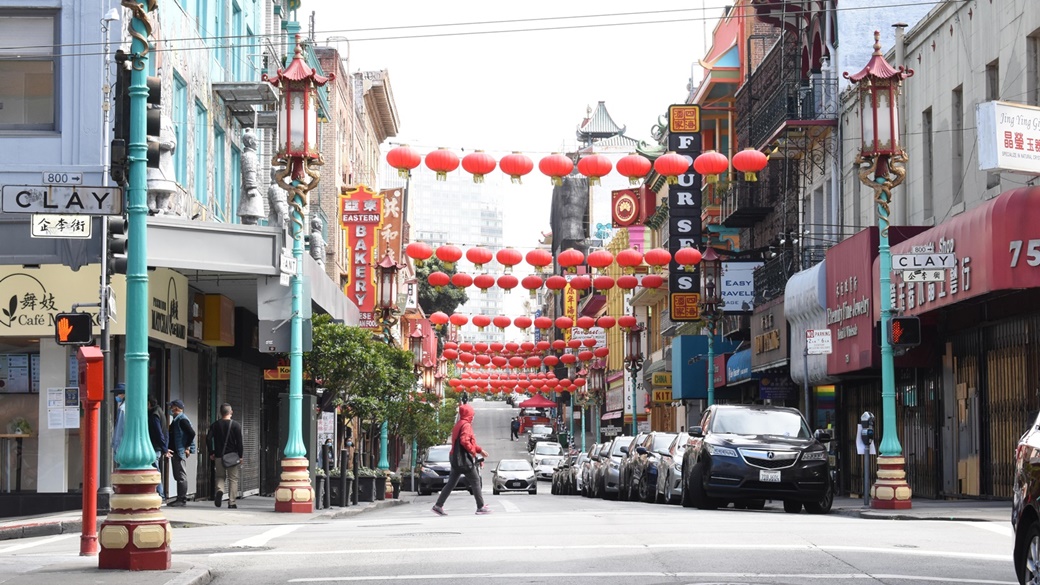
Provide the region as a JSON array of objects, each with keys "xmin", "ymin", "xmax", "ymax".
[{"xmin": 339, "ymin": 185, "xmax": 384, "ymax": 330}]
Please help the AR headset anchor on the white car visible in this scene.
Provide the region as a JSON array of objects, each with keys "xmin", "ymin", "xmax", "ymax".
[
  {"xmin": 530, "ymin": 441, "xmax": 563, "ymax": 467},
  {"xmin": 534, "ymin": 455, "xmax": 564, "ymax": 481}
]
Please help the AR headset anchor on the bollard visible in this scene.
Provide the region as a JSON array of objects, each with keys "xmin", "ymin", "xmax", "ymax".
[{"xmin": 339, "ymin": 448, "xmax": 349, "ymax": 507}]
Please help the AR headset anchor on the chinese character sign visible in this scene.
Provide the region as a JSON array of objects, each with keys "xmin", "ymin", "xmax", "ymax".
[{"xmin": 339, "ymin": 185, "xmax": 385, "ymax": 330}]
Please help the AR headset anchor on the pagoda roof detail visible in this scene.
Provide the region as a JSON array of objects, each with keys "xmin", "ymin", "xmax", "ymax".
[{"xmin": 577, "ymin": 101, "xmax": 626, "ymax": 142}]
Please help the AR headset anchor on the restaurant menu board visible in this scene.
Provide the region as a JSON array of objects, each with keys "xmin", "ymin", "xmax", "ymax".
[
  {"xmin": 31, "ymin": 354, "xmax": 40, "ymax": 393},
  {"xmin": 0, "ymin": 354, "xmax": 31, "ymax": 393}
]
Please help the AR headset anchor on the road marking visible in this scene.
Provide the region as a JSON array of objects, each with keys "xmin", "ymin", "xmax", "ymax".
[
  {"xmin": 497, "ymin": 499, "xmax": 520, "ymax": 513},
  {"xmin": 0, "ymin": 534, "xmax": 76, "ymax": 554},
  {"xmin": 212, "ymin": 542, "xmax": 1010, "ymax": 562},
  {"xmin": 288, "ymin": 571, "xmax": 1015, "ymax": 583},
  {"xmin": 231, "ymin": 525, "xmax": 301, "ymax": 548},
  {"xmin": 962, "ymin": 521, "xmax": 1014, "ymax": 538}
]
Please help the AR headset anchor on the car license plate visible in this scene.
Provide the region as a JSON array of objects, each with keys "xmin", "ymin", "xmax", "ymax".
[
  {"xmin": 760, "ymin": 470, "xmax": 781, "ymax": 482},
  {"xmin": 508, "ymin": 480, "xmax": 523, "ymax": 488}
]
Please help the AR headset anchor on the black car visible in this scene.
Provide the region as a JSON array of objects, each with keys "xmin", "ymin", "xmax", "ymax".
[
  {"xmin": 617, "ymin": 432, "xmax": 648, "ymax": 501},
  {"xmin": 627, "ymin": 431, "xmax": 677, "ymax": 503},
  {"xmin": 527, "ymin": 424, "xmax": 555, "ymax": 452},
  {"xmin": 417, "ymin": 444, "xmax": 472, "ymax": 496},
  {"xmin": 680, "ymin": 404, "xmax": 833, "ymax": 513},
  {"xmin": 1013, "ymin": 412, "xmax": 1040, "ymax": 584}
]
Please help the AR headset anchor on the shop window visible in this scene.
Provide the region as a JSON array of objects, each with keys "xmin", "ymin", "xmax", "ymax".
[{"xmin": 0, "ymin": 12, "xmax": 57, "ymax": 131}]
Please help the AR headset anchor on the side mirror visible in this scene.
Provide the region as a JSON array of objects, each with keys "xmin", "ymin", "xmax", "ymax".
[
  {"xmin": 689, "ymin": 426, "xmax": 704, "ymax": 438},
  {"xmin": 620, "ymin": 446, "xmax": 629, "ymax": 454},
  {"xmin": 635, "ymin": 446, "xmax": 647, "ymax": 455},
  {"xmin": 657, "ymin": 449, "xmax": 670, "ymax": 457},
  {"xmin": 815, "ymin": 429, "xmax": 833, "ymax": 442}
]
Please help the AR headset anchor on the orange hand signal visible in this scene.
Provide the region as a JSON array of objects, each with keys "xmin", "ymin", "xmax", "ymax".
[{"xmin": 57, "ymin": 317, "xmax": 73, "ymax": 342}]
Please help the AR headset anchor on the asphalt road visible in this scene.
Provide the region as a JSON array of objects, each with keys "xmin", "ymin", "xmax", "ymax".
[{"xmin": 0, "ymin": 399, "xmax": 1021, "ymax": 585}]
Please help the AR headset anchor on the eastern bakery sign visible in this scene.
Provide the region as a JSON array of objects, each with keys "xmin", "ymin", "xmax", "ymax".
[{"xmin": 339, "ymin": 184, "xmax": 384, "ymax": 330}]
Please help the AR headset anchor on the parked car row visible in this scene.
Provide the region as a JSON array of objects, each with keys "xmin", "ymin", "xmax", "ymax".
[{"xmin": 551, "ymin": 405, "xmax": 835, "ymax": 514}]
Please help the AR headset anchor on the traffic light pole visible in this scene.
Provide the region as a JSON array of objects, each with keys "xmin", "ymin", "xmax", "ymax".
[
  {"xmin": 98, "ymin": 217, "xmax": 113, "ymax": 513},
  {"xmin": 98, "ymin": 1, "xmax": 171, "ymax": 570}
]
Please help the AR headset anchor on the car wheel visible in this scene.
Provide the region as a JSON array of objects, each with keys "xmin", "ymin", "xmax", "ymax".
[
  {"xmin": 493, "ymin": 488, "xmax": 500, "ymax": 495},
  {"xmin": 419, "ymin": 486, "xmax": 429, "ymax": 496},
  {"xmin": 746, "ymin": 499, "xmax": 766, "ymax": 510},
  {"xmin": 805, "ymin": 481, "xmax": 834, "ymax": 514},
  {"xmin": 783, "ymin": 500, "xmax": 802, "ymax": 513},
  {"xmin": 529, "ymin": 488, "xmax": 537, "ymax": 495},
  {"xmin": 1016, "ymin": 520, "xmax": 1040, "ymax": 585},
  {"xmin": 655, "ymin": 489, "xmax": 665, "ymax": 504},
  {"xmin": 688, "ymin": 461, "xmax": 717, "ymax": 510},
  {"xmin": 732, "ymin": 501, "xmax": 747, "ymax": 509},
  {"xmin": 640, "ymin": 474, "xmax": 655, "ymax": 503},
  {"xmin": 618, "ymin": 474, "xmax": 630, "ymax": 501}
]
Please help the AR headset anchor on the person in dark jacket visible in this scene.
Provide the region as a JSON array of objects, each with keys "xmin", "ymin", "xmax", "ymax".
[
  {"xmin": 147, "ymin": 398, "xmax": 168, "ymax": 501},
  {"xmin": 207, "ymin": 403, "xmax": 243, "ymax": 508},
  {"xmin": 510, "ymin": 417, "xmax": 520, "ymax": 441},
  {"xmin": 432, "ymin": 403, "xmax": 490, "ymax": 516},
  {"xmin": 166, "ymin": 399, "xmax": 196, "ymax": 506}
]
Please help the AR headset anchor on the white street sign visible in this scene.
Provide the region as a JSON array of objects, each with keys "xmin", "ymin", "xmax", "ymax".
[
  {"xmin": 901, "ymin": 269, "xmax": 946, "ymax": 283},
  {"xmin": 30, "ymin": 214, "xmax": 92, "ymax": 238},
  {"xmin": 806, "ymin": 329, "xmax": 833, "ymax": 355},
  {"xmin": 279, "ymin": 255, "xmax": 297, "ymax": 275},
  {"xmin": 279, "ymin": 272, "xmax": 291, "ymax": 287},
  {"xmin": 892, "ymin": 253, "xmax": 956, "ymax": 270},
  {"xmin": 41, "ymin": 171, "xmax": 83, "ymax": 185},
  {"xmin": 2, "ymin": 185, "xmax": 123, "ymax": 215}
]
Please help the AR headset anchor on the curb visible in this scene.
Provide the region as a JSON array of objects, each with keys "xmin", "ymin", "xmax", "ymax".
[
  {"xmin": 0, "ymin": 518, "xmax": 84, "ymax": 541},
  {"xmin": 164, "ymin": 567, "xmax": 213, "ymax": 585},
  {"xmin": 833, "ymin": 507, "xmax": 1001, "ymax": 522}
]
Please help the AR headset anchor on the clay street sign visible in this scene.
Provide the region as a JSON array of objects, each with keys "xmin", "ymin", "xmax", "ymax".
[{"xmin": 2, "ymin": 185, "xmax": 124, "ymax": 215}]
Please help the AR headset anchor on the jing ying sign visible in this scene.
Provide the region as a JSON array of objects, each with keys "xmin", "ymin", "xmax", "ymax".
[{"xmin": 339, "ymin": 185, "xmax": 384, "ymax": 330}]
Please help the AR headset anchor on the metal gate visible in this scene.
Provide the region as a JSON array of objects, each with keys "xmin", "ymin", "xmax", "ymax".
[{"xmin": 219, "ymin": 358, "xmax": 262, "ymax": 496}]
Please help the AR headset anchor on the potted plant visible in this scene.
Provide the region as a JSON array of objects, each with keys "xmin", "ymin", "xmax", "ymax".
[
  {"xmin": 373, "ymin": 468, "xmax": 388, "ymax": 501},
  {"xmin": 388, "ymin": 470, "xmax": 402, "ymax": 499},
  {"xmin": 7, "ymin": 417, "xmax": 32, "ymax": 435},
  {"xmin": 328, "ymin": 468, "xmax": 353, "ymax": 507},
  {"xmin": 357, "ymin": 467, "xmax": 379, "ymax": 502}
]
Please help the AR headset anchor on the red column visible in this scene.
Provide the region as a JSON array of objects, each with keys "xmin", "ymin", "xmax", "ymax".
[{"xmin": 80, "ymin": 399, "xmax": 99, "ymax": 556}]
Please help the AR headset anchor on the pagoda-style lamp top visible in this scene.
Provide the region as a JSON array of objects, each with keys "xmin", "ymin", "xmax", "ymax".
[
  {"xmin": 264, "ymin": 35, "xmax": 333, "ymax": 175},
  {"xmin": 377, "ymin": 251, "xmax": 401, "ymax": 310},
  {"xmin": 843, "ymin": 31, "xmax": 915, "ymax": 158}
]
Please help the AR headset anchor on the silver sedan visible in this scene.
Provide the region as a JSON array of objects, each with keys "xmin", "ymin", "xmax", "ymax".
[{"xmin": 492, "ymin": 459, "xmax": 537, "ymax": 495}]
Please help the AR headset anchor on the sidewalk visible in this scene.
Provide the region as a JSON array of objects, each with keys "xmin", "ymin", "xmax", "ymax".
[
  {"xmin": 831, "ymin": 495, "xmax": 1009, "ymax": 523},
  {"xmin": 0, "ymin": 493, "xmax": 414, "ymax": 585}
]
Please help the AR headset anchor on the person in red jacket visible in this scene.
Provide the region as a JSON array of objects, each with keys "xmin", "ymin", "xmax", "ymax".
[{"xmin": 432, "ymin": 403, "xmax": 491, "ymax": 515}]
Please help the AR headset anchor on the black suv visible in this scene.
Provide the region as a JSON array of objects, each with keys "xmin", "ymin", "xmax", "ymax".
[
  {"xmin": 416, "ymin": 444, "xmax": 472, "ymax": 496},
  {"xmin": 680, "ymin": 404, "xmax": 833, "ymax": 513},
  {"xmin": 1013, "ymin": 412, "xmax": 1040, "ymax": 584}
]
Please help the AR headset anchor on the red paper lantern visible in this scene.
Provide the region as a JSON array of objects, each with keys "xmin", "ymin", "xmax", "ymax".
[
  {"xmin": 577, "ymin": 154, "xmax": 612, "ymax": 186},
  {"xmin": 448, "ymin": 378, "xmax": 461, "ymax": 388},
  {"xmin": 505, "ymin": 342, "xmax": 520, "ymax": 353},
  {"xmin": 569, "ymin": 275, "xmax": 592, "ymax": 290},
  {"xmin": 525, "ymin": 249, "xmax": 553, "ymax": 273},
  {"xmin": 567, "ymin": 339, "xmax": 582, "ymax": 350},
  {"xmin": 444, "ymin": 341, "xmax": 458, "ymax": 350},
  {"xmin": 473, "ymin": 274, "xmax": 496, "ymax": 293},
  {"xmin": 514, "ymin": 316, "xmax": 533, "ymax": 330},
  {"xmin": 461, "ymin": 150, "xmax": 497, "ymax": 183},
  {"xmin": 435, "ymin": 244, "xmax": 463, "ymax": 270},
  {"xmin": 555, "ymin": 317, "xmax": 573, "ymax": 330},
  {"xmin": 654, "ymin": 151, "xmax": 691, "ymax": 184},
  {"xmin": 466, "ymin": 246, "xmax": 493, "ymax": 270},
  {"xmin": 674, "ymin": 247, "xmax": 703, "ymax": 271},
  {"xmin": 617, "ymin": 275, "xmax": 639, "ymax": 290},
  {"xmin": 586, "ymin": 249, "xmax": 614, "ymax": 271},
  {"xmin": 405, "ymin": 241, "xmax": 433, "ymax": 267},
  {"xmin": 616, "ymin": 248, "xmax": 644, "ymax": 273},
  {"xmin": 561, "ymin": 354, "xmax": 577, "ymax": 366},
  {"xmin": 578, "ymin": 351, "xmax": 594, "ymax": 362},
  {"xmin": 558, "ymin": 248, "xmax": 585, "ymax": 273},
  {"xmin": 616, "ymin": 152, "xmax": 651, "ymax": 185},
  {"xmin": 386, "ymin": 145, "xmax": 421, "ymax": 178},
  {"xmin": 582, "ymin": 338, "xmax": 597, "ymax": 349},
  {"xmin": 693, "ymin": 150, "xmax": 729, "ymax": 184},
  {"xmin": 534, "ymin": 317, "xmax": 553, "ymax": 332},
  {"xmin": 449, "ymin": 313, "xmax": 468, "ymax": 328},
  {"xmin": 472, "ymin": 315, "xmax": 491, "ymax": 331},
  {"xmin": 497, "ymin": 274, "xmax": 519, "ymax": 293},
  {"xmin": 593, "ymin": 276, "xmax": 615, "ymax": 291},
  {"xmin": 543, "ymin": 355, "xmax": 559, "ymax": 367},
  {"xmin": 475, "ymin": 355, "xmax": 491, "ymax": 366},
  {"xmin": 520, "ymin": 341, "xmax": 535, "ymax": 352},
  {"xmin": 618, "ymin": 315, "xmax": 638, "ymax": 332},
  {"xmin": 427, "ymin": 271, "xmax": 450, "ymax": 290},
  {"xmin": 430, "ymin": 311, "xmax": 449, "ymax": 327},
  {"xmin": 459, "ymin": 342, "xmax": 473, "ymax": 352},
  {"xmin": 509, "ymin": 356, "xmax": 525, "ymax": 368},
  {"xmin": 538, "ymin": 153, "xmax": 574, "ymax": 186},
  {"xmin": 643, "ymin": 248, "xmax": 671, "ymax": 271},
  {"xmin": 459, "ymin": 352, "xmax": 474, "ymax": 363},
  {"xmin": 732, "ymin": 148, "xmax": 768, "ymax": 182},
  {"xmin": 451, "ymin": 273, "xmax": 473, "ymax": 289},
  {"xmin": 521, "ymin": 275, "xmax": 544, "ymax": 298},
  {"xmin": 535, "ymin": 340, "xmax": 551, "ymax": 352},
  {"xmin": 576, "ymin": 316, "xmax": 596, "ymax": 331},
  {"xmin": 594, "ymin": 347, "xmax": 610, "ymax": 358},
  {"xmin": 496, "ymin": 247, "xmax": 523, "ymax": 274},
  {"xmin": 526, "ymin": 356, "xmax": 541, "ymax": 368},
  {"xmin": 573, "ymin": 378, "xmax": 587, "ymax": 388},
  {"xmin": 545, "ymin": 275, "xmax": 568, "ymax": 291},
  {"xmin": 499, "ymin": 152, "xmax": 534, "ymax": 184},
  {"xmin": 425, "ymin": 147, "xmax": 460, "ymax": 180},
  {"xmin": 641, "ymin": 274, "xmax": 664, "ymax": 289},
  {"xmin": 492, "ymin": 315, "xmax": 512, "ymax": 331},
  {"xmin": 475, "ymin": 342, "xmax": 489, "ymax": 353},
  {"xmin": 492, "ymin": 356, "xmax": 507, "ymax": 368},
  {"xmin": 597, "ymin": 316, "xmax": 616, "ymax": 329},
  {"xmin": 442, "ymin": 348, "xmax": 459, "ymax": 361}
]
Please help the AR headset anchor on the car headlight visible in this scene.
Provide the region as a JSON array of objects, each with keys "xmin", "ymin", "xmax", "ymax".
[
  {"xmin": 421, "ymin": 466, "xmax": 435, "ymax": 474},
  {"xmin": 609, "ymin": 461, "xmax": 619, "ymax": 469},
  {"xmin": 801, "ymin": 450, "xmax": 828, "ymax": 461},
  {"xmin": 706, "ymin": 443, "xmax": 738, "ymax": 457}
]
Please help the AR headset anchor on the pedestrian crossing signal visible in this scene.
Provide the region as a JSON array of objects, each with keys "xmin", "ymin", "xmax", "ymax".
[
  {"xmin": 890, "ymin": 316, "xmax": 921, "ymax": 348},
  {"xmin": 55, "ymin": 312, "xmax": 93, "ymax": 345}
]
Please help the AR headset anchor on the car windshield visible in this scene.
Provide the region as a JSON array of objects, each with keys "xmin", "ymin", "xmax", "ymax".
[
  {"xmin": 652, "ymin": 433, "xmax": 676, "ymax": 451},
  {"xmin": 425, "ymin": 447, "xmax": 450, "ymax": 463},
  {"xmin": 531, "ymin": 425, "xmax": 553, "ymax": 434},
  {"xmin": 498, "ymin": 460, "xmax": 532, "ymax": 472},
  {"xmin": 711, "ymin": 409, "xmax": 811, "ymax": 438},
  {"xmin": 611, "ymin": 437, "xmax": 633, "ymax": 456},
  {"xmin": 537, "ymin": 456, "xmax": 563, "ymax": 465},
  {"xmin": 534, "ymin": 444, "xmax": 562, "ymax": 456}
]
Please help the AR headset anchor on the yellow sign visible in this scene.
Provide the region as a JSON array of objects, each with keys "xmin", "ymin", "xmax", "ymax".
[
  {"xmin": 670, "ymin": 292, "xmax": 700, "ymax": 321},
  {"xmin": 148, "ymin": 268, "xmax": 189, "ymax": 348},
  {"xmin": 651, "ymin": 372, "xmax": 672, "ymax": 387},
  {"xmin": 0, "ymin": 264, "xmax": 126, "ymax": 336},
  {"xmin": 563, "ymin": 284, "xmax": 578, "ymax": 342},
  {"xmin": 652, "ymin": 389, "xmax": 673, "ymax": 403},
  {"xmin": 669, "ymin": 105, "xmax": 701, "ymax": 133}
]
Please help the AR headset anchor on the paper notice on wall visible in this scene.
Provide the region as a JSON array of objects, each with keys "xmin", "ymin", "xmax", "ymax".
[
  {"xmin": 47, "ymin": 408, "xmax": 64, "ymax": 429},
  {"xmin": 64, "ymin": 407, "xmax": 80, "ymax": 429}
]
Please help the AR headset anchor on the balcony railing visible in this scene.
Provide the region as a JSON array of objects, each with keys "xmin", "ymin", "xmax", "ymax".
[
  {"xmin": 721, "ymin": 183, "xmax": 773, "ymax": 228},
  {"xmin": 753, "ymin": 249, "xmax": 798, "ymax": 307},
  {"xmin": 800, "ymin": 245, "xmax": 828, "ymax": 269},
  {"xmin": 744, "ymin": 78, "xmax": 840, "ymax": 150}
]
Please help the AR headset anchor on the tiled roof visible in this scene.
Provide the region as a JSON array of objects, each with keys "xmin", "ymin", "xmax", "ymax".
[{"xmin": 577, "ymin": 101, "xmax": 626, "ymax": 142}]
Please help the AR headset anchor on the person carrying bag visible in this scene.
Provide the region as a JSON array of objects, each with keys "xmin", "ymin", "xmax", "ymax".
[
  {"xmin": 432, "ymin": 403, "xmax": 490, "ymax": 516},
  {"xmin": 208, "ymin": 403, "xmax": 243, "ymax": 509}
]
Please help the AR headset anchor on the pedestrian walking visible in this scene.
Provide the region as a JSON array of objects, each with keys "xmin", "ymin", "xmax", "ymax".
[
  {"xmin": 510, "ymin": 417, "xmax": 520, "ymax": 441},
  {"xmin": 166, "ymin": 399, "xmax": 196, "ymax": 506},
  {"xmin": 432, "ymin": 403, "xmax": 490, "ymax": 516},
  {"xmin": 147, "ymin": 398, "xmax": 168, "ymax": 501},
  {"xmin": 208, "ymin": 403, "xmax": 243, "ymax": 509},
  {"xmin": 110, "ymin": 384, "xmax": 126, "ymax": 468}
]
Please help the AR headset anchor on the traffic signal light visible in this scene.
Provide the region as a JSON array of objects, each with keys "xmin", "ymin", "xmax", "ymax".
[
  {"xmin": 890, "ymin": 316, "xmax": 922, "ymax": 348},
  {"xmin": 110, "ymin": 50, "xmax": 162, "ymax": 184},
  {"xmin": 107, "ymin": 216, "xmax": 128, "ymax": 276},
  {"xmin": 55, "ymin": 312, "xmax": 94, "ymax": 345}
]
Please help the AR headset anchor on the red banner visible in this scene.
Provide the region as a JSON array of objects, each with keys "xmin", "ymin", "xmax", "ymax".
[
  {"xmin": 378, "ymin": 187, "xmax": 404, "ymax": 261},
  {"xmin": 339, "ymin": 185, "xmax": 384, "ymax": 330}
]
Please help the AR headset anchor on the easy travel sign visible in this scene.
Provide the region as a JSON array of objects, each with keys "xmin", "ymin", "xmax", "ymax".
[{"xmin": 2, "ymin": 185, "xmax": 123, "ymax": 215}]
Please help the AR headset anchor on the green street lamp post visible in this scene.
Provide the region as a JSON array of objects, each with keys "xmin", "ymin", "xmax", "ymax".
[
  {"xmin": 700, "ymin": 247, "xmax": 722, "ymax": 406},
  {"xmin": 376, "ymin": 252, "xmax": 403, "ymax": 470},
  {"xmin": 265, "ymin": 35, "xmax": 331, "ymax": 512},
  {"xmin": 845, "ymin": 31, "xmax": 914, "ymax": 510},
  {"xmin": 98, "ymin": 0, "xmax": 171, "ymax": 570},
  {"xmin": 624, "ymin": 324, "xmax": 645, "ymax": 436}
]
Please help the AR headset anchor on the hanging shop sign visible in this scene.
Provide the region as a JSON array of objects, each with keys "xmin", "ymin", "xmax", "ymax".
[
  {"xmin": 563, "ymin": 284, "xmax": 579, "ymax": 342},
  {"xmin": 377, "ymin": 187, "xmax": 404, "ymax": 261},
  {"xmin": 751, "ymin": 299, "xmax": 788, "ymax": 370},
  {"xmin": 713, "ymin": 354, "xmax": 727, "ymax": 388},
  {"xmin": 826, "ymin": 228, "xmax": 878, "ymax": 374},
  {"xmin": 612, "ymin": 189, "xmax": 640, "ymax": 227},
  {"xmin": 667, "ymin": 111, "xmax": 703, "ymax": 322},
  {"xmin": 721, "ymin": 261, "xmax": 763, "ymax": 313},
  {"xmin": 148, "ymin": 268, "xmax": 189, "ymax": 348},
  {"xmin": 0, "ymin": 265, "xmax": 126, "ymax": 337},
  {"xmin": 977, "ymin": 101, "xmax": 1040, "ymax": 175},
  {"xmin": 339, "ymin": 184, "xmax": 385, "ymax": 330}
]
